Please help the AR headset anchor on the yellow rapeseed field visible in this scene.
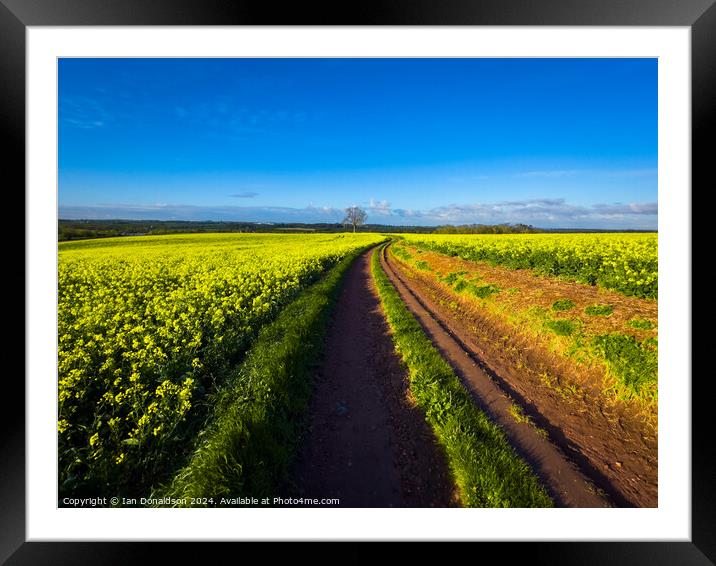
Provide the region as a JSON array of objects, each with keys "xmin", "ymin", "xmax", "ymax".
[{"xmin": 58, "ymin": 233, "xmax": 382, "ymax": 494}]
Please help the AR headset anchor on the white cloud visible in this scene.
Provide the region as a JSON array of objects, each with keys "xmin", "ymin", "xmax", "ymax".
[
  {"xmin": 229, "ymin": 192, "xmax": 259, "ymax": 199},
  {"xmin": 368, "ymin": 198, "xmax": 392, "ymax": 215},
  {"xmin": 60, "ymin": 96, "xmax": 111, "ymax": 129},
  {"xmin": 59, "ymin": 197, "xmax": 657, "ymax": 229}
]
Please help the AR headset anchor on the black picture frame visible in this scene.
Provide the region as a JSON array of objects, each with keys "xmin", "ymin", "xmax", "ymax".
[{"xmin": 6, "ymin": 0, "xmax": 707, "ymax": 562}]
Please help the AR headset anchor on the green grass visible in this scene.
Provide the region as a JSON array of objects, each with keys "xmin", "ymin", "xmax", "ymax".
[
  {"xmin": 591, "ymin": 333, "xmax": 658, "ymax": 401},
  {"xmin": 552, "ymin": 299, "xmax": 575, "ymax": 312},
  {"xmin": 508, "ymin": 403, "xmax": 533, "ymax": 425},
  {"xmin": 584, "ymin": 304, "xmax": 614, "ymax": 316},
  {"xmin": 628, "ymin": 317, "xmax": 656, "ymax": 330},
  {"xmin": 391, "ymin": 245, "xmax": 413, "ymax": 261},
  {"xmin": 508, "ymin": 404, "xmax": 548, "ymax": 438},
  {"xmin": 372, "ymin": 245, "xmax": 553, "ymax": 508},
  {"xmin": 468, "ymin": 283, "xmax": 500, "ymax": 299},
  {"xmin": 414, "ymin": 260, "xmax": 432, "ymax": 271},
  {"xmin": 508, "ymin": 303, "xmax": 657, "ymax": 405},
  {"xmin": 546, "ymin": 318, "xmax": 579, "ymax": 336},
  {"xmin": 153, "ymin": 249, "xmax": 370, "ymax": 505},
  {"xmin": 441, "ymin": 271, "xmax": 468, "ymax": 285},
  {"xmin": 441, "ymin": 270, "xmax": 499, "ymax": 300}
]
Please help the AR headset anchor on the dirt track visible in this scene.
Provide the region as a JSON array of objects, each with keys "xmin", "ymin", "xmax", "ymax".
[{"xmin": 285, "ymin": 249, "xmax": 457, "ymax": 507}]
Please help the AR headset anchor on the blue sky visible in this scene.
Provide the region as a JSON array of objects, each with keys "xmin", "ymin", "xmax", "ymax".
[{"xmin": 59, "ymin": 58, "xmax": 657, "ymax": 228}]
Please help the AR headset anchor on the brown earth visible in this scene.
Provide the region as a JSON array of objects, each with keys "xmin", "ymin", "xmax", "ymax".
[
  {"xmin": 397, "ymin": 245, "xmax": 660, "ymax": 415},
  {"xmin": 387, "ymin": 245, "xmax": 658, "ymax": 508},
  {"xmin": 404, "ymin": 245, "xmax": 658, "ymax": 343},
  {"xmin": 283, "ymin": 249, "xmax": 458, "ymax": 507}
]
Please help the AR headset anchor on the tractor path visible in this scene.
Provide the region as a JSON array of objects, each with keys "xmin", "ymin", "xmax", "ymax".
[{"xmin": 285, "ymin": 249, "xmax": 457, "ymax": 507}]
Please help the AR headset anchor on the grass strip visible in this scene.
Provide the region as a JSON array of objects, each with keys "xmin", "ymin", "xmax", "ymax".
[
  {"xmin": 153, "ymin": 247, "xmax": 372, "ymax": 505},
  {"xmin": 592, "ymin": 333, "xmax": 658, "ymax": 402},
  {"xmin": 371, "ymin": 245, "xmax": 553, "ymax": 508},
  {"xmin": 552, "ymin": 299, "xmax": 576, "ymax": 312},
  {"xmin": 584, "ymin": 304, "xmax": 614, "ymax": 316},
  {"xmin": 628, "ymin": 317, "xmax": 656, "ymax": 331}
]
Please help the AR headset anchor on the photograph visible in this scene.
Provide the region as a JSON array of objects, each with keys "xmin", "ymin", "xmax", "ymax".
[
  {"xmin": 5, "ymin": 6, "xmax": 706, "ymax": 559},
  {"xmin": 57, "ymin": 56, "xmax": 659, "ymax": 510}
]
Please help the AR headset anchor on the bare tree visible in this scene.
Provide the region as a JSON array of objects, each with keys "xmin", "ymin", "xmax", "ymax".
[{"xmin": 342, "ymin": 206, "xmax": 367, "ymax": 233}]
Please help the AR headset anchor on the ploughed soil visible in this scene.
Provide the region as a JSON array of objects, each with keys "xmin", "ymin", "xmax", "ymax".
[
  {"xmin": 284, "ymin": 249, "xmax": 458, "ymax": 507},
  {"xmin": 401, "ymin": 245, "xmax": 658, "ymax": 346},
  {"xmin": 387, "ymin": 245, "xmax": 658, "ymax": 508}
]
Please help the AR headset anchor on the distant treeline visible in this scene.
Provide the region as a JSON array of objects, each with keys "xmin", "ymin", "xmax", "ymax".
[
  {"xmin": 433, "ymin": 223, "xmax": 542, "ymax": 234},
  {"xmin": 58, "ymin": 219, "xmax": 436, "ymax": 241},
  {"xmin": 58, "ymin": 219, "xmax": 653, "ymax": 241}
]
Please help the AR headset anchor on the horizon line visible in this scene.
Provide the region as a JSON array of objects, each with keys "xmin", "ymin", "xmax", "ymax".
[{"xmin": 58, "ymin": 218, "xmax": 658, "ymax": 232}]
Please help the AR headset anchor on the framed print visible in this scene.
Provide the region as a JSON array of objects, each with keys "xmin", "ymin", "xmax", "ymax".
[{"xmin": 6, "ymin": 0, "xmax": 710, "ymax": 563}]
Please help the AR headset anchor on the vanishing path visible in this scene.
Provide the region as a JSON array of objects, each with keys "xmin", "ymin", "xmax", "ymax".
[
  {"xmin": 380, "ymin": 244, "xmax": 613, "ymax": 508},
  {"xmin": 285, "ymin": 248, "xmax": 457, "ymax": 507}
]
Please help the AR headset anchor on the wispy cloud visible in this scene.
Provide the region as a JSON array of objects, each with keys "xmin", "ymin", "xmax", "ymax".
[
  {"xmin": 591, "ymin": 202, "xmax": 657, "ymax": 215},
  {"xmin": 172, "ymin": 95, "xmax": 314, "ymax": 140},
  {"xmin": 60, "ymin": 96, "xmax": 112, "ymax": 129},
  {"xmin": 515, "ymin": 170, "xmax": 580, "ymax": 178},
  {"xmin": 514, "ymin": 168, "xmax": 657, "ymax": 179},
  {"xmin": 229, "ymin": 192, "xmax": 259, "ymax": 199},
  {"xmin": 63, "ymin": 118, "xmax": 105, "ymax": 129}
]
